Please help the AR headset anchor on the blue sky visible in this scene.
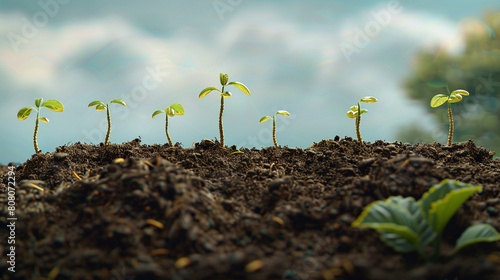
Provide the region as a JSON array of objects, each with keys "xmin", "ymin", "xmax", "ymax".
[{"xmin": 1, "ymin": 0, "xmax": 499, "ymax": 164}]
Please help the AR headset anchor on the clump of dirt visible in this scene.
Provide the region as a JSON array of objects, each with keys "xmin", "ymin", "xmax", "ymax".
[{"xmin": 1, "ymin": 137, "xmax": 499, "ymax": 280}]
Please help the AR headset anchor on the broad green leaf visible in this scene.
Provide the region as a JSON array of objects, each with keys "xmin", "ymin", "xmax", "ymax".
[
  {"xmin": 17, "ymin": 107, "xmax": 34, "ymax": 121},
  {"xmin": 228, "ymin": 81, "xmax": 251, "ymax": 95},
  {"xmin": 350, "ymin": 106, "xmax": 359, "ymax": 111},
  {"xmin": 260, "ymin": 116, "xmax": 272, "ymax": 123},
  {"xmin": 451, "ymin": 89, "xmax": 469, "ymax": 96},
  {"xmin": 35, "ymin": 98, "xmax": 42, "ymax": 108},
  {"xmin": 88, "ymin": 101, "xmax": 106, "ymax": 108},
  {"xmin": 38, "ymin": 117, "xmax": 49, "ymax": 123},
  {"xmin": 277, "ymin": 110, "xmax": 290, "ymax": 116},
  {"xmin": 152, "ymin": 110, "xmax": 164, "ymax": 119},
  {"xmin": 346, "ymin": 110, "xmax": 357, "ymax": 118},
  {"xmin": 95, "ymin": 105, "xmax": 106, "ymax": 111},
  {"xmin": 166, "ymin": 108, "xmax": 175, "ymax": 117},
  {"xmin": 430, "ymin": 94, "xmax": 449, "ymax": 107},
  {"xmin": 449, "ymin": 94, "xmax": 463, "ymax": 103},
  {"xmin": 352, "ymin": 196, "xmax": 430, "ymax": 253},
  {"xmin": 220, "ymin": 73, "xmax": 229, "ymax": 86},
  {"xmin": 419, "ymin": 179, "xmax": 482, "ymax": 235},
  {"xmin": 453, "ymin": 224, "xmax": 500, "ymax": 254},
  {"xmin": 221, "ymin": 91, "xmax": 232, "ymax": 98},
  {"xmin": 360, "ymin": 96, "xmax": 377, "ymax": 103},
  {"xmin": 426, "ymin": 80, "xmax": 448, "ymax": 88},
  {"xmin": 199, "ymin": 87, "xmax": 220, "ymax": 98},
  {"xmin": 110, "ymin": 99, "xmax": 126, "ymax": 106},
  {"xmin": 42, "ymin": 100, "xmax": 64, "ymax": 112},
  {"xmin": 168, "ymin": 103, "xmax": 185, "ymax": 115},
  {"xmin": 359, "ymin": 109, "xmax": 368, "ymax": 115}
]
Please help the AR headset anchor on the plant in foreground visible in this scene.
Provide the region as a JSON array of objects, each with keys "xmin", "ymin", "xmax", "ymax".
[
  {"xmin": 17, "ymin": 98, "xmax": 64, "ymax": 153},
  {"xmin": 430, "ymin": 84, "xmax": 469, "ymax": 146},
  {"xmin": 259, "ymin": 110, "xmax": 290, "ymax": 147},
  {"xmin": 152, "ymin": 103, "xmax": 185, "ymax": 146},
  {"xmin": 352, "ymin": 179, "xmax": 500, "ymax": 261},
  {"xmin": 346, "ymin": 96, "xmax": 377, "ymax": 143},
  {"xmin": 88, "ymin": 99, "xmax": 126, "ymax": 145},
  {"xmin": 199, "ymin": 73, "xmax": 251, "ymax": 147}
]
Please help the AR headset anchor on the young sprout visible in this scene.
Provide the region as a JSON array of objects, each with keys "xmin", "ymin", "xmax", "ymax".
[
  {"xmin": 88, "ymin": 99, "xmax": 126, "ymax": 145},
  {"xmin": 17, "ymin": 98, "xmax": 64, "ymax": 153},
  {"xmin": 199, "ymin": 73, "xmax": 251, "ymax": 147},
  {"xmin": 346, "ymin": 96, "xmax": 377, "ymax": 143},
  {"xmin": 152, "ymin": 103, "xmax": 185, "ymax": 146},
  {"xmin": 259, "ymin": 110, "xmax": 290, "ymax": 147},
  {"xmin": 430, "ymin": 87, "xmax": 469, "ymax": 146}
]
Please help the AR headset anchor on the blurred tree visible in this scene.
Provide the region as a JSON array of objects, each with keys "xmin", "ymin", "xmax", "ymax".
[{"xmin": 398, "ymin": 12, "xmax": 500, "ymax": 154}]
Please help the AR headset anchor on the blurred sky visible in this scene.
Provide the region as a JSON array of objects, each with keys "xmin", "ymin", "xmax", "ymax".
[{"xmin": 1, "ymin": 0, "xmax": 499, "ymax": 164}]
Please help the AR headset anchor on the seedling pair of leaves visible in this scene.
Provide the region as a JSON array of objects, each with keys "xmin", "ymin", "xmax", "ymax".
[
  {"xmin": 428, "ymin": 81, "xmax": 470, "ymax": 146},
  {"xmin": 346, "ymin": 96, "xmax": 377, "ymax": 142},
  {"xmin": 260, "ymin": 110, "xmax": 290, "ymax": 147},
  {"xmin": 17, "ymin": 98, "xmax": 64, "ymax": 153},
  {"xmin": 352, "ymin": 179, "xmax": 500, "ymax": 261},
  {"xmin": 152, "ymin": 103, "xmax": 185, "ymax": 146},
  {"xmin": 199, "ymin": 73, "xmax": 250, "ymax": 147},
  {"xmin": 88, "ymin": 99, "xmax": 126, "ymax": 145}
]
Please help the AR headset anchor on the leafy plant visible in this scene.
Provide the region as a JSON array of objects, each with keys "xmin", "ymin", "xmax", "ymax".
[
  {"xmin": 346, "ymin": 96, "xmax": 377, "ymax": 142},
  {"xmin": 152, "ymin": 103, "xmax": 185, "ymax": 146},
  {"xmin": 259, "ymin": 110, "xmax": 290, "ymax": 147},
  {"xmin": 88, "ymin": 99, "xmax": 126, "ymax": 145},
  {"xmin": 352, "ymin": 179, "xmax": 500, "ymax": 261},
  {"xmin": 199, "ymin": 73, "xmax": 251, "ymax": 147},
  {"xmin": 429, "ymin": 82, "xmax": 469, "ymax": 146},
  {"xmin": 17, "ymin": 98, "xmax": 64, "ymax": 153}
]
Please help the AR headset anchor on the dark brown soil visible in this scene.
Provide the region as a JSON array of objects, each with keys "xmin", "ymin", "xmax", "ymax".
[{"xmin": 1, "ymin": 137, "xmax": 500, "ymax": 280}]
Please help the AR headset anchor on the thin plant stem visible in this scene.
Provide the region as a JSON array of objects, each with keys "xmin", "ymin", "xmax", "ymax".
[
  {"xmin": 356, "ymin": 102, "xmax": 362, "ymax": 142},
  {"xmin": 33, "ymin": 110, "xmax": 40, "ymax": 153},
  {"xmin": 105, "ymin": 105, "xmax": 111, "ymax": 145},
  {"xmin": 447, "ymin": 102, "xmax": 453, "ymax": 146},
  {"xmin": 219, "ymin": 85, "xmax": 225, "ymax": 147},
  {"xmin": 272, "ymin": 116, "xmax": 277, "ymax": 147},
  {"xmin": 165, "ymin": 114, "xmax": 173, "ymax": 146}
]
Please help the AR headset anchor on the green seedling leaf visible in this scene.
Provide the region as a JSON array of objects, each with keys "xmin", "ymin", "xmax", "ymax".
[
  {"xmin": 152, "ymin": 110, "xmax": 164, "ymax": 118},
  {"xmin": 451, "ymin": 89, "xmax": 469, "ymax": 96},
  {"xmin": 453, "ymin": 224, "xmax": 500, "ymax": 254},
  {"xmin": 220, "ymin": 73, "xmax": 229, "ymax": 86},
  {"xmin": 346, "ymin": 109, "xmax": 368, "ymax": 118},
  {"xmin": 449, "ymin": 94, "xmax": 463, "ymax": 103},
  {"xmin": 228, "ymin": 81, "xmax": 251, "ymax": 95},
  {"xmin": 166, "ymin": 108, "xmax": 175, "ymax": 117},
  {"xmin": 430, "ymin": 94, "xmax": 449, "ymax": 107},
  {"xmin": 35, "ymin": 98, "xmax": 42, "ymax": 108},
  {"xmin": 426, "ymin": 79, "xmax": 448, "ymax": 88},
  {"xmin": 110, "ymin": 99, "xmax": 126, "ymax": 106},
  {"xmin": 88, "ymin": 101, "xmax": 106, "ymax": 108},
  {"xmin": 42, "ymin": 100, "xmax": 64, "ymax": 112},
  {"xmin": 199, "ymin": 87, "xmax": 221, "ymax": 98},
  {"xmin": 17, "ymin": 107, "xmax": 34, "ymax": 121},
  {"xmin": 95, "ymin": 105, "xmax": 106, "ymax": 111},
  {"xmin": 277, "ymin": 110, "xmax": 290, "ymax": 116},
  {"xmin": 260, "ymin": 116, "xmax": 272, "ymax": 123},
  {"xmin": 360, "ymin": 96, "xmax": 377, "ymax": 103},
  {"xmin": 419, "ymin": 179, "xmax": 482, "ymax": 235},
  {"xmin": 38, "ymin": 117, "xmax": 49, "ymax": 123},
  {"xmin": 221, "ymin": 91, "xmax": 232, "ymax": 98},
  {"xmin": 168, "ymin": 103, "xmax": 185, "ymax": 115}
]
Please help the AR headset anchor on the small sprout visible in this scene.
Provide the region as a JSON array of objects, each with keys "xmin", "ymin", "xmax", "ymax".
[
  {"xmin": 152, "ymin": 103, "xmax": 185, "ymax": 146},
  {"xmin": 17, "ymin": 98, "xmax": 64, "ymax": 153},
  {"xmin": 260, "ymin": 110, "xmax": 290, "ymax": 147},
  {"xmin": 430, "ymin": 84, "xmax": 469, "ymax": 146},
  {"xmin": 346, "ymin": 96, "xmax": 377, "ymax": 143},
  {"xmin": 230, "ymin": 150, "xmax": 244, "ymax": 155},
  {"xmin": 199, "ymin": 73, "xmax": 251, "ymax": 147},
  {"xmin": 88, "ymin": 99, "xmax": 126, "ymax": 145}
]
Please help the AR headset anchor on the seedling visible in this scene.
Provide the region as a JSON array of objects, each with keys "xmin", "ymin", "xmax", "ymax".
[
  {"xmin": 346, "ymin": 96, "xmax": 377, "ymax": 142},
  {"xmin": 88, "ymin": 99, "xmax": 126, "ymax": 145},
  {"xmin": 430, "ymin": 85, "xmax": 469, "ymax": 146},
  {"xmin": 199, "ymin": 73, "xmax": 251, "ymax": 147},
  {"xmin": 259, "ymin": 110, "xmax": 290, "ymax": 147},
  {"xmin": 17, "ymin": 98, "xmax": 64, "ymax": 153},
  {"xmin": 152, "ymin": 103, "xmax": 185, "ymax": 146},
  {"xmin": 352, "ymin": 179, "xmax": 500, "ymax": 261}
]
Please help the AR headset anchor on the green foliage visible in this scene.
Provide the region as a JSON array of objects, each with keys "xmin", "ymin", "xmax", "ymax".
[
  {"xmin": 346, "ymin": 96, "xmax": 377, "ymax": 142},
  {"xmin": 17, "ymin": 98, "xmax": 64, "ymax": 153},
  {"xmin": 152, "ymin": 103, "xmax": 185, "ymax": 146},
  {"xmin": 260, "ymin": 110, "xmax": 290, "ymax": 147},
  {"xmin": 352, "ymin": 179, "xmax": 500, "ymax": 260},
  {"xmin": 88, "ymin": 99, "xmax": 127, "ymax": 145}
]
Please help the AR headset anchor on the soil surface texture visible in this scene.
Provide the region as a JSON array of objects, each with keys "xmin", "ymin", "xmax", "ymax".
[{"xmin": 1, "ymin": 137, "xmax": 500, "ymax": 280}]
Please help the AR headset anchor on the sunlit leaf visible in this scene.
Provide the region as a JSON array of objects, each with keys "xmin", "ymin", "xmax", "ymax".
[
  {"xmin": 451, "ymin": 89, "xmax": 469, "ymax": 96},
  {"xmin": 110, "ymin": 99, "xmax": 126, "ymax": 106},
  {"xmin": 17, "ymin": 107, "xmax": 34, "ymax": 121},
  {"xmin": 228, "ymin": 81, "xmax": 251, "ymax": 95},
  {"xmin": 361, "ymin": 96, "xmax": 377, "ymax": 103},
  {"xmin": 220, "ymin": 73, "xmax": 229, "ymax": 86},
  {"xmin": 95, "ymin": 105, "xmax": 106, "ymax": 111},
  {"xmin": 166, "ymin": 108, "xmax": 175, "ymax": 117},
  {"xmin": 449, "ymin": 94, "xmax": 463, "ymax": 103},
  {"xmin": 35, "ymin": 98, "xmax": 42, "ymax": 108},
  {"xmin": 350, "ymin": 106, "xmax": 359, "ymax": 111},
  {"xmin": 88, "ymin": 101, "xmax": 106, "ymax": 108},
  {"xmin": 346, "ymin": 110, "xmax": 357, "ymax": 118},
  {"xmin": 359, "ymin": 109, "xmax": 368, "ymax": 115},
  {"xmin": 430, "ymin": 94, "xmax": 449, "ymax": 107},
  {"xmin": 277, "ymin": 110, "xmax": 290, "ymax": 116},
  {"xmin": 453, "ymin": 224, "xmax": 500, "ymax": 254},
  {"xmin": 42, "ymin": 100, "xmax": 64, "ymax": 112},
  {"xmin": 38, "ymin": 117, "xmax": 49, "ymax": 123},
  {"xmin": 221, "ymin": 91, "xmax": 232, "ymax": 98},
  {"xmin": 199, "ymin": 87, "xmax": 220, "ymax": 98},
  {"xmin": 152, "ymin": 110, "xmax": 164, "ymax": 119},
  {"xmin": 168, "ymin": 103, "xmax": 185, "ymax": 115},
  {"xmin": 260, "ymin": 116, "xmax": 272, "ymax": 123}
]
